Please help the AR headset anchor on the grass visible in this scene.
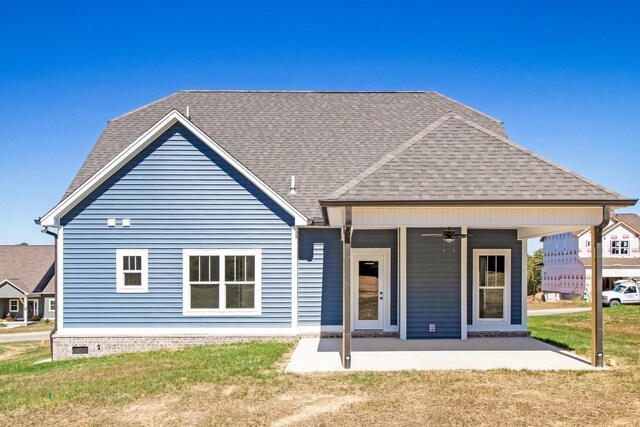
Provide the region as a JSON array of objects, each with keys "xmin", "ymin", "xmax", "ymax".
[
  {"xmin": 0, "ymin": 309, "xmax": 638, "ymax": 426},
  {"xmin": 0, "ymin": 320, "xmax": 55, "ymax": 334},
  {"xmin": 528, "ymin": 305, "xmax": 640, "ymax": 366}
]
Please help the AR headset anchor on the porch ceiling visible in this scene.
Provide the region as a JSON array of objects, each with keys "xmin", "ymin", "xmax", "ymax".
[{"xmin": 325, "ymin": 206, "xmax": 603, "ymax": 239}]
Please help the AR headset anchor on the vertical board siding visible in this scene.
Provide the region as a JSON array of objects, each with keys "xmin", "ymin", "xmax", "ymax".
[
  {"xmin": 467, "ymin": 229, "xmax": 522, "ymax": 325},
  {"xmin": 406, "ymin": 228, "xmax": 461, "ymax": 338},
  {"xmin": 352, "ymin": 229, "xmax": 398, "ymax": 325},
  {"xmin": 297, "ymin": 228, "xmax": 343, "ymax": 326},
  {"xmin": 61, "ymin": 124, "xmax": 294, "ymax": 328}
]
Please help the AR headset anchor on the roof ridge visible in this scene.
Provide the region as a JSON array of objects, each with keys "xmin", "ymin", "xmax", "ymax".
[
  {"xmin": 178, "ymin": 90, "xmax": 436, "ymax": 93},
  {"xmin": 327, "ymin": 112, "xmax": 458, "ymax": 199},
  {"xmin": 431, "ymin": 92, "xmax": 503, "ymax": 125},
  {"xmin": 450, "ymin": 115, "xmax": 627, "ymax": 200},
  {"xmin": 110, "ymin": 91, "xmax": 182, "ymax": 122}
]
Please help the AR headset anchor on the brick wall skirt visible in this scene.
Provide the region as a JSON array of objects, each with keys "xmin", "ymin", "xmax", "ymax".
[{"xmin": 52, "ymin": 335, "xmax": 293, "ymax": 361}]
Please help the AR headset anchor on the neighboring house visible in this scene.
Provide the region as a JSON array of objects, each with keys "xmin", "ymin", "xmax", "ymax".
[
  {"xmin": 37, "ymin": 91, "xmax": 636, "ymax": 361},
  {"xmin": 542, "ymin": 213, "xmax": 640, "ymax": 300},
  {"xmin": 0, "ymin": 244, "xmax": 56, "ymax": 322}
]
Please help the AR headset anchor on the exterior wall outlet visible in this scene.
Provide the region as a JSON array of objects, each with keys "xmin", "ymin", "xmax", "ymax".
[{"xmin": 429, "ymin": 324, "xmax": 436, "ymax": 332}]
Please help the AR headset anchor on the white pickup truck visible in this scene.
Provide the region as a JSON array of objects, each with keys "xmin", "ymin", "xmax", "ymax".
[{"xmin": 602, "ymin": 281, "xmax": 640, "ymax": 307}]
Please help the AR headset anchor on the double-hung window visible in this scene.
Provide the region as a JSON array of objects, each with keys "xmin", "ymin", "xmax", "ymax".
[
  {"xmin": 183, "ymin": 249, "xmax": 261, "ymax": 315},
  {"xmin": 9, "ymin": 299, "xmax": 19, "ymax": 312},
  {"xmin": 473, "ymin": 249, "xmax": 511, "ymax": 325},
  {"xmin": 116, "ymin": 249, "xmax": 149, "ymax": 293},
  {"xmin": 611, "ymin": 240, "xmax": 629, "ymax": 255}
]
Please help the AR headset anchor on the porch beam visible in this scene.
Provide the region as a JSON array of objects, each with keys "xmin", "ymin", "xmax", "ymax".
[
  {"xmin": 591, "ymin": 206, "xmax": 610, "ymax": 367},
  {"xmin": 342, "ymin": 206, "xmax": 353, "ymax": 369}
]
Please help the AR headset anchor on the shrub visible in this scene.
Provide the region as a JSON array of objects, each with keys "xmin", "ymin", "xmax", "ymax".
[{"xmin": 31, "ymin": 315, "xmax": 41, "ymax": 321}]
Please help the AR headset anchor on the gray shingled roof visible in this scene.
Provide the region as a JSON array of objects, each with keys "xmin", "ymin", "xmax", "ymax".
[
  {"xmin": 612, "ymin": 213, "xmax": 640, "ymax": 234},
  {"xmin": 0, "ymin": 245, "xmax": 55, "ymax": 295},
  {"xmin": 63, "ymin": 91, "xmax": 634, "ymax": 221}
]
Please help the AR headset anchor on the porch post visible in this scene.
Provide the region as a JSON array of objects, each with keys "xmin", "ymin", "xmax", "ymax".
[
  {"xmin": 342, "ymin": 206, "xmax": 352, "ymax": 369},
  {"xmin": 591, "ymin": 206, "xmax": 610, "ymax": 367},
  {"xmin": 23, "ymin": 296, "xmax": 28, "ymax": 325}
]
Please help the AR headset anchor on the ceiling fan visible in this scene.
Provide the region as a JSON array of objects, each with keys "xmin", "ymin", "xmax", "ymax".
[{"xmin": 421, "ymin": 227, "xmax": 473, "ymax": 243}]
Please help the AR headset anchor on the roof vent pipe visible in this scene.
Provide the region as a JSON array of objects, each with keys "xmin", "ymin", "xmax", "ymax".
[
  {"xmin": 289, "ymin": 175, "xmax": 297, "ymax": 196},
  {"xmin": 186, "ymin": 106, "xmax": 191, "ymax": 119}
]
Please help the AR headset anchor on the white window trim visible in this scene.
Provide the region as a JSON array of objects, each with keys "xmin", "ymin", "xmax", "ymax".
[
  {"xmin": 116, "ymin": 249, "xmax": 149, "ymax": 293},
  {"xmin": 9, "ymin": 299, "xmax": 19, "ymax": 312},
  {"xmin": 47, "ymin": 298, "xmax": 56, "ymax": 312},
  {"xmin": 182, "ymin": 249, "xmax": 262, "ymax": 316},
  {"xmin": 472, "ymin": 249, "xmax": 511, "ymax": 326}
]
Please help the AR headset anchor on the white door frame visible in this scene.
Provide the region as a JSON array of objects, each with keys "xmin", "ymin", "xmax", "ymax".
[{"xmin": 351, "ymin": 248, "xmax": 391, "ymax": 330}]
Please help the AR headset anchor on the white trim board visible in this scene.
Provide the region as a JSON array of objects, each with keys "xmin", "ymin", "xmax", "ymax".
[
  {"xmin": 0, "ymin": 279, "xmax": 28, "ymax": 295},
  {"xmin": 39, "ymin": 110, "xmax": 308, "ymax": 227},
  {"xmin": 472, "ymin": 249, "xmax": 512, "ymax": 327},
  {"xmin": 55, "ymin": 327, "xmax": 298, "ymax": 337},
  {"xmin": 350, "ymin": 248, "xmax": 392, "ymax": 331},
  {"xmin": 182, "ymin": 248, "xmax": 263, "ymax": 316},
  {"xmin": 291, "ymin": 227, "xmax": 299, "ymax": 329}
]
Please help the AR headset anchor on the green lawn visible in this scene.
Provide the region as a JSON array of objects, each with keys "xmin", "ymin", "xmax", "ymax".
[
  {"xmin": 0, "ymin": 309, "xmax": 638, "ymax": 426},
  {"xmin": 0, "ymin": 321, "xmax": 55, "ymax": 334},
  {"xmin": 528, "ymin": 305, "xmax": 639, "ymax": 366}
]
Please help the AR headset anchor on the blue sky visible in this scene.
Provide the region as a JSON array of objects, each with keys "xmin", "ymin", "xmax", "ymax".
[{"xmin": 1, "ymin": 1, "xmax": 638, "ymax": 252}]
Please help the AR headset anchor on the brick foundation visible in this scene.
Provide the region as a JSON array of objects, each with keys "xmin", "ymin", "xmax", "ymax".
[{"xmin": 52, "ymin": 335, "xmax": 293, "ymax": 361}]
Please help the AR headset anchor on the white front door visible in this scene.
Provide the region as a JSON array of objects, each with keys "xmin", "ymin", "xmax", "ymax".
[{"xmin": 351, "ymin": 249, "xmax": 390, "ymax": 330}]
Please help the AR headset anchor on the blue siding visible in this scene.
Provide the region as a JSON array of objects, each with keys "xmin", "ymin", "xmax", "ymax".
[
  {"xmin": 406, "ymin": 228, "xmax": 461, "ymax": 339},
  {"xmin": 467, "ymin": 229, "xmax": 522, "ymax": 325},
  {"xmin": 297, "ymin": 228, "xmax": 343, "ymax": 326},
  {"xmin": 352, "ymin": 229, "xmax": 398, "ymax": 326},
  {"xmin": 61, "ymin": 124, "xmax": 294, "ymax": 328}
]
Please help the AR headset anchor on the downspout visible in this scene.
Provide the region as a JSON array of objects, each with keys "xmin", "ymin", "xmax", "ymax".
[
  {"xmin": 39, "ymin": 224, "xmax": 58, "ymax": 358},
  {"xmin": 591, "ymin": 205, "xmax": 610, "ymax": 367}
]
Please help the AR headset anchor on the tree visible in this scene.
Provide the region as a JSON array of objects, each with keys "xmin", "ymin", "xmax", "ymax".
[{"xmin": 527, "ymin": 248, "xmax": 543, "ymax": 296}]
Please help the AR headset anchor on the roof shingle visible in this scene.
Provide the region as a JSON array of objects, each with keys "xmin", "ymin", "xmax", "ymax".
[
  {"xmin": 0, "ymin": 245, "xmax": 55, "ymax": 294},
  {"xmin": 61, "ymin": 91, "xmax": 634, "ymax": 221}
]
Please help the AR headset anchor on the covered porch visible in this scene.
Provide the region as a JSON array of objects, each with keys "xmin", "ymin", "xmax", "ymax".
[
  {"xmin": 319, "ymin": 203, "xmax": 616, "ymax": 369},
  {"xmin": 286, "ymin": 337, "xmax": 597, "ymax": 372},
  {"xmin": 0, "ymin": 280, "xmax": 36, "ymax": 324}
]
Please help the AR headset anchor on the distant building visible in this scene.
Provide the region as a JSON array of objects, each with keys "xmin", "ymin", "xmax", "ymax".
[
  {"xmin": 0, "ymin": 244, "xmax": 56, "ymax": 321},
  {"xmin": 542, "ymin": 214, "xmax": 640, "ymax": 300}
]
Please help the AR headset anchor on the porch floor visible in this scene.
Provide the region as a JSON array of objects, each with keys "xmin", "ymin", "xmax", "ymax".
[{"xmin": 285, "ymin": 337, "xmax": 598, "ymax": 373}]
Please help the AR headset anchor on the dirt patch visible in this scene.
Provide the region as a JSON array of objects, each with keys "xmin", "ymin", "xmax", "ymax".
[
  {"xmin": 272, "ymin": 393, "xmax": 365, "ymax": 426},
  {"xmin": 0, "ymin": 345, "xmax": 26, "ymax": 361}
]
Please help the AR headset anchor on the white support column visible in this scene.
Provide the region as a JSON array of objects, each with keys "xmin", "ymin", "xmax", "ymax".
[
  {"xmin": 521, "ymin": 239, "xmax": 528, "ymax": 330},
  {"xmin": 399, "ymin": 227, "xmax": 407, "ymax": 340},
  {"xmin": 23, "ymin": 296, "xmax": 28, "ymax": 325},
  {"xmin": 460, "ymin": 226, "xmax": 468, "ymax": 339},
  {"xmin": 57, "ymin": 227, "xmax": 64, "ymax": 330},
  {"xmin": 291, "ymin": 227, "xmax": 298, "ymax": 332}
]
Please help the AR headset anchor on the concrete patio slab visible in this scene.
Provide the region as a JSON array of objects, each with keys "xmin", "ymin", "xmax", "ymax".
[{"xmin": 285, "ymin": 337, "xmax": 597, "ymax": 373}]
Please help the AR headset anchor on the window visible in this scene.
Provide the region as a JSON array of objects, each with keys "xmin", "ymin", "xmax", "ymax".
[
  {"xmin": 116, "ymin": 249, "xmax": 148, "ymax": 293},
  {"xmin": 611, "ymin": 240, "xmax": 629, "ymax": 255},
  {"xmin": 183, "ymin": 249, "xmax": 261, "ymax": 315},
  {"xmin": 473, "ymin": 249, "xmax": 511, "ymax": 324},
  {"xmin": 48, "ymin": 299, "xmax": 56, "ymax": 312},
  {"xmin": 9, "ymin": 299, "xmax": 19, "ymax": 312}
]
